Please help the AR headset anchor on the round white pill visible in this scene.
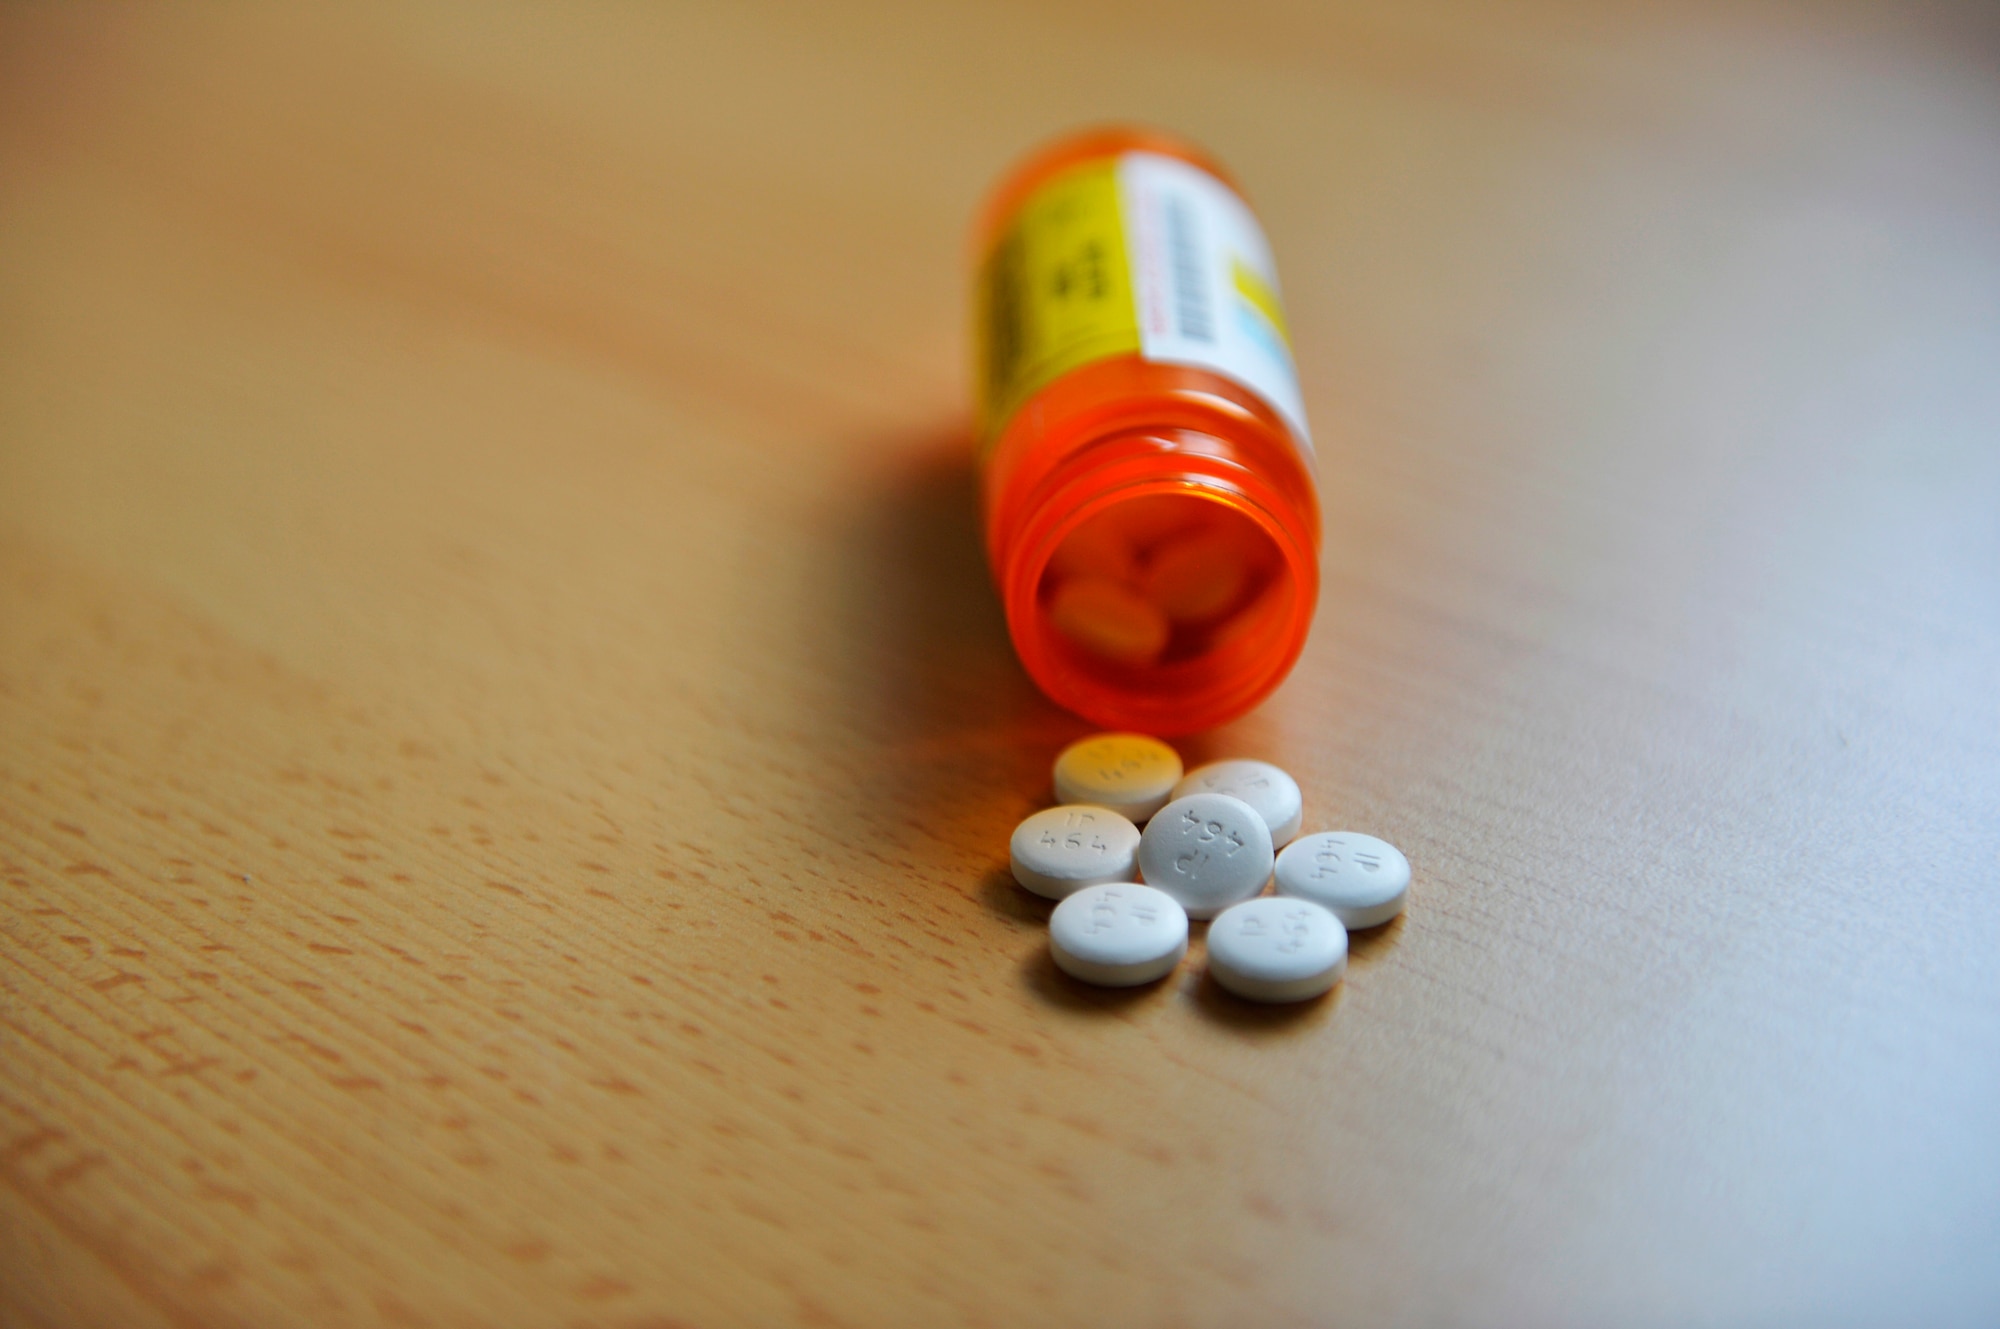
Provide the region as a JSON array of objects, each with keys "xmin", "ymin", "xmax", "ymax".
[
  {"xmin": 1136, "ymin": 792, "xmax": 1274, "ymax": 919},
  {"xmin": 1170, "ymin": 759, "xmax": 1304, "ymax": 847},
  {"xmin": 1009, "ymin": 805, "xmax": 1142, "ymax": 899},
  {"xmin": 1048, "ymin": 883, "xmax": 1189, "ymax": 987},
  {"xmin": 1205, "ymin": 897, "xmax": 1348, "ymax": 1002},
  {"xmin": 1052, "ymin": 733, "xmax": 1183, "ymax": 824},
  {"xmin": 1273, "ymin": 831, "xmax": 1410, "ymax": 929}
]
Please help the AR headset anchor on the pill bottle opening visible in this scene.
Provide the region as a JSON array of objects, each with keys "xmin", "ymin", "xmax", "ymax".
[{"xmin": 1020, "ymin": 485, "xmax": 1310, "ymax": 732}]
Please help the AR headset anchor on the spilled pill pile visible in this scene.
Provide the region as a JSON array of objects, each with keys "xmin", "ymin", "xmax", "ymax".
[{"xmin": 1010, "ymin": 733, "xmax": 1408, "ymax": 1004}]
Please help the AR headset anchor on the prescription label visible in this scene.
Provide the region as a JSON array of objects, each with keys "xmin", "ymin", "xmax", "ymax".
[
  {"xmin": 978, "ymin": 151, "xmax": 1311, "ymax": 453},
  {"xmin": 978, "ymin": 160, "xmax": 1141, "ymax": 441}
]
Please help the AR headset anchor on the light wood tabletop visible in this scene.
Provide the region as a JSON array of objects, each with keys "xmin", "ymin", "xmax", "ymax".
[{"xmin": 3, "ymin": 3, "xmax": 1997, "ymax": 1325}]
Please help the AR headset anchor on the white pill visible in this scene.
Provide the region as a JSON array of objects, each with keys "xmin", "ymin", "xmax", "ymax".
[
  {"xmin": 1273, "ymin": 832, "xmax": 1410, "ymax": 929},
  {"xmin": 1052, "ymin": 733, "xmax": 1183, "ymax": 824},
  {"xmin": 1171, "ymin": 759, "xmax": 1304, "ymax": 846},
  {"xmin": 1137, "ymin": 792, "xmax": 1274, "ymax": 919},
  {"xmin": 1009, "ymin": 805, "xmax": 1142, "ymax": 899},
  {"xmin": 1206, "ymin": 897, "xmax": 1348, "ymax": 1002},
  {"xmin": 1048, "ymin": 883, "xmax": 1189, "ymax": 987}
]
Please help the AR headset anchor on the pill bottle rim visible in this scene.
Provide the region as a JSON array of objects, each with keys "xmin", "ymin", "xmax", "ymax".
[{"xmin": 997, "ymin": 433, "xmax": 1318, "ymax": 735}]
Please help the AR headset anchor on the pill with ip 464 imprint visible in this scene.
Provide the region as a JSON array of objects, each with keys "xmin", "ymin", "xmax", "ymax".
[
  {"xmin": 1137, "ymin": 792, "xmax": 1274, "ymax": 919},
  {"xmin": 1048, "ymin": 883, "xmax": 1189, "ymax": 987},
  {"xmin": 1170, "ymin": 759, "xmax": 1303, "ymax": 846},
  {"xmin": 1205, "ymin": 896, "xmax": 1347, "ymax": 1002},
  {"xmin": 1009, "ymin": 805, "xmax": 1141, "ymax": 899},
  {"xmin": 1052, "ymin": 733, "xmax": 1183, "ymax": 823},
  {"xmin": 1273, "ymin": 831, "xmax": 1409, "ymax": 929}
]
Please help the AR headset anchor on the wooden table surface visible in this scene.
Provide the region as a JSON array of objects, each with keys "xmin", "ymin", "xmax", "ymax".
[{"xmin": 4, "ymin": 3, "xmax": 1997, "ymax": 1325}]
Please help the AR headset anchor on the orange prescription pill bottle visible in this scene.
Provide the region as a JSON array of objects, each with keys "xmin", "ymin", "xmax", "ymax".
[{"xmin": 974, "ymin": 126, "xmax": 1321, "ymax": 736}]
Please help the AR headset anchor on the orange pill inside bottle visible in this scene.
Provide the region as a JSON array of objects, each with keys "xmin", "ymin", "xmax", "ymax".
[{"xmin": 974, "ymin": 127, "xmax": 1320, "ymax": 735}]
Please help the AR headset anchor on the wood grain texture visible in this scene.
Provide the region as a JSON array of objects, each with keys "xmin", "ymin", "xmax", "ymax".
[{"xmin": 3, "ymin": 2, "xmax": 1997, "ymax": 1325}]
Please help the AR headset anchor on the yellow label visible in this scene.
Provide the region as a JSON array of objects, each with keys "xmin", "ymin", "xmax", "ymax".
[{"xmin": 976, "ymin": 160, "xmax": 1140, "ymax": 443}]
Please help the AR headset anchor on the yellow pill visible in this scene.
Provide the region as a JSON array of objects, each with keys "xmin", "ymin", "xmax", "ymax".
[
  {"xmin": 1047, "ymin": 577, "xmax": 1170, "ymax": 666},
  {"xmin": 1047, "ymin": 518, "xmax": 1139, "ymax": 586},
  {"xmin": 1143, "ymin": 527, "xmax": 1251, "ymax": 622}
]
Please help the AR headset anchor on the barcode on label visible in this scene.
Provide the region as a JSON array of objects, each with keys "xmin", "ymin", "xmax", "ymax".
[{"xmin": 1163, "ymin": 195, "xmax": 1212, "ymax": 343}]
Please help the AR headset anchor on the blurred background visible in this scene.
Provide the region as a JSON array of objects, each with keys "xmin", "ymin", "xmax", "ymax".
[{"xmin": 2, "ymin": 3, "xmax": 1997, "ymax": 1326}]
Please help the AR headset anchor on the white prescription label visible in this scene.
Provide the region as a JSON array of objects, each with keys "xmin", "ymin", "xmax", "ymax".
[{"xmin": 1117, "ymin": 152, "xmax": 1313, "ymax": 454}]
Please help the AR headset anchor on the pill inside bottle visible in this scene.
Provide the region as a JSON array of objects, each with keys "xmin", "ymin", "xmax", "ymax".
[{"xmin": 1039, "ymin": 493, "xmax": 1287, "ymax": 677}]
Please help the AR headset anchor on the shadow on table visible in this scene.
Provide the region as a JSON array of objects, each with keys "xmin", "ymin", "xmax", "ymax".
[
  {"xmin": 1189, "ymin": 966, "xmax": 1339, "ymax": 1031},
  {"xmin": 976, "ymin": 864, "xmax": 1050, "ymax": 927},
  {"xmin": 1019, "ymin": 946, "xmax": 1177, "ymax": 1013},
  {"xmin": 808, "ymin": 425, "xmax": 1080, "ymax": 838},
  {"xmin": 1348, "ymin": 913, "xmax": 1406, "ymax": 966}
]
